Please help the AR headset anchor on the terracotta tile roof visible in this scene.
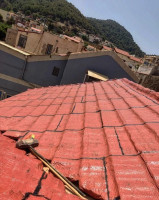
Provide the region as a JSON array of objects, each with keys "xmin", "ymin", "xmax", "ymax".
[
  {"xmin": 129, "ymin": 55, "xmax": 143, "ymax": 63},
  {"xmin": 87, "ymin": 45, "xmax": 96, "ymax": 50},
  {"xmin": 31, "ymin": 27, "xmax": 42, "ymax": 33},
  {"xmin": 114, "ymin": 48, "xmax": 143, "ymax": 63},
  {"xmin": 103, "ymin": 45, "xmax": 112, "ymax": 51},
  {"xmin": 114, "ymin": 47, "xmax": 130, "ymax": 57},
  {"xmin": 0, "ymin": 78, "xmax": 159, "ymax": 200},
  {"xmin": 63, "ymin": 35, "xmax": 81, "ymax": 43}
]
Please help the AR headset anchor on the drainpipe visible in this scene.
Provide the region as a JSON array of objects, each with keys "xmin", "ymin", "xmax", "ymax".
[{"xmin": 21, "ymin": 55, "xmax": 28, "ymax": 80}]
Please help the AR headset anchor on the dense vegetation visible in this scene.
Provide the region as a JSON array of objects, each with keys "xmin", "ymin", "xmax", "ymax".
[
  {"xmin": 0, "ymin": 0, "xmax": 145, "ymax": 57},
  {"xmin": 0, "ymin": 0, "xmax": 91, "ymax": 29},
  {"xmin": 0, "ymin": 14, "xmax": 11, "ymax": 40},
  {"xmin": 88, "ymin": 18, "xmax": 145, "ymax": 57}
]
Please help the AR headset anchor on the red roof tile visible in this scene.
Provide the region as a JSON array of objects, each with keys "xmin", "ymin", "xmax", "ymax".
[
  {"xmin": 103, "ymin": 45, "xmax": 112, "ymax": 51},
  {"xmin": 114, "ymin": 47, "xmax": 130, "ymax": 57},
  {"xmin": 31, "ymin": 27, "xmax": 42, "ymax": 33},
  {"xmin": 0, "ymin": 134, "xmax": 79, "ymax": 200},
  {"xmin": 129, "ymin": 56, "xmax": 143, "ymax": 63},
  {"xmin": 0, "ymin": 78, "xmax": 159, "ymax": 200},
  {"xmin": 63, "ymin": 35, "xmax": 82, "ymax": 43}
]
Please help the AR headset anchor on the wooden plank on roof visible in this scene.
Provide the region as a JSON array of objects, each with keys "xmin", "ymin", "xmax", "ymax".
[{"xmin": 87, "ymin": 70, "xmax": 108, "ymax": 81}]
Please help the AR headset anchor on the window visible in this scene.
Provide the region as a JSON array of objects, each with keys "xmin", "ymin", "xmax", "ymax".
[
  {"xmin": 7, "ymin": 94, "xmax": 11, "ymax": 98},
  {"xmin": 144, "ymin": 61, "xmax": 149, "ymax": 66},
  {"xmin": 18, "ymin": 34, "xmax": 27, "ymax": 48},
  {"xmin": 0, "ymin": 90, "xmax": 7, "ymax": 100},
  {"xmin": 52, "ymin": 67, "xmax": 60, "ymax": 77},
  {"xmin": 45, "ymin": 44, "xmax": 53, "ymax": 55}
]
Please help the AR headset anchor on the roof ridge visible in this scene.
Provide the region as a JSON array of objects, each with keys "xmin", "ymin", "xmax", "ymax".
[{"xmin": 25, "ymin": 79, "xmax": 117, "ymax": 93}]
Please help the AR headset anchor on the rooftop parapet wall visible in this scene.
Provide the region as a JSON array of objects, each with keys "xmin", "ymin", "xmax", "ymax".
[
  {"xmin": 138, "ymin": 65, "xmax": 156, "ymax": 75},
  {"xmin": 0, "ymin": 42, "xmax": 69, "ymax": 90},
  {"xmin": 0, "ymin": 41, "xmax": 29, "ymax": 60},
  {"xmin": 61, "ymin": 51, "xmax": 139, "ymax": 85},
  {"xmin": 0, "ymin": 42, "xmax": 139, "ymax": 90}
]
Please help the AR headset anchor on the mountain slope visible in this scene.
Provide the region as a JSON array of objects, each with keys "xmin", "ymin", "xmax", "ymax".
[
  {"xmin": 0, "ymin": 0, "xmax": 145, "ymax": 57},
  {"xmin": 88, "ymin": 18, "xmax": 144, "ymax": 57},
  {"xmin": 0, "ymin": 0, "xmax": 92, "ymax": 30}
]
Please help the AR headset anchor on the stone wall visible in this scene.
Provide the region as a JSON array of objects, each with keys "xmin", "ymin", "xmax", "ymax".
[{"xmin": 136, "ymin": 72, "xmax": 159, "ymax": 92}]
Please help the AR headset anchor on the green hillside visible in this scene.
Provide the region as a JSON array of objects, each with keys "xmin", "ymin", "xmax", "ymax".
[
  {"xmin": 88, "ymin": 18, "xmax": 144, "ymax": 57},
  {"xmin": 0, "ymin": 0, "xmax": 92, "ymax": 29},
  {"xmin": 0, "ymin": 0, "xmax": 145, "ymax": 57}
]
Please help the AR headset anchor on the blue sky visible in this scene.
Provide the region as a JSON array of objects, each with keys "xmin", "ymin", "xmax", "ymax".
[{"xmin": 67, "ymin": 0, "xmax": 159, "ymax": 55}]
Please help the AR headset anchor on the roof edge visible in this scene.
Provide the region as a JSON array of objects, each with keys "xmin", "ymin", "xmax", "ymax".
[
  {"xmin": 67, "ymin": 51, "xmax": 139, "ymax": 83},
  {"xmin": 122, "ymin": 78, "xmax": 159, "ymax": 103}
]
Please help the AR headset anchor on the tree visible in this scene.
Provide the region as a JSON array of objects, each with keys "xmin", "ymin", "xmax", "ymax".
[
  {"xmin": 0, "ymin": 14, "xmax": 4, "ymax": 23},
  {"xmin": 93, "ymin": 39, "xmax": 100, "ymax": 44},
  {"xmin": 0, "ymin": 22, "xmax": 10, "ymax": 41},
  {"xmin": 72, "ymin": 27, "xmax": 78, "ymax": 35},
  {"xmin": 48, "ymin": 23, "xmax": 54, "ymax": 31},
  {"xmin": 6, "ymin": 17, "xmax": 15, "ymax": 25},
  {"xmin": 56, "ymin": 26, "xmax": 63, "ymax": 34},
  {"xmin": 1, "ymin": 0, "xmax": 145, "ymax": 57},
  {"xmin": 25, "ymin": 10, "xmax": 31, "ymax": 16},
  {"xmin": 82, "ymin": 35, "xmax": 89, "ymax": 41},
  {"xmin": 13, "ymin": 7, "xmax": 18, "ymax": 13}
]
